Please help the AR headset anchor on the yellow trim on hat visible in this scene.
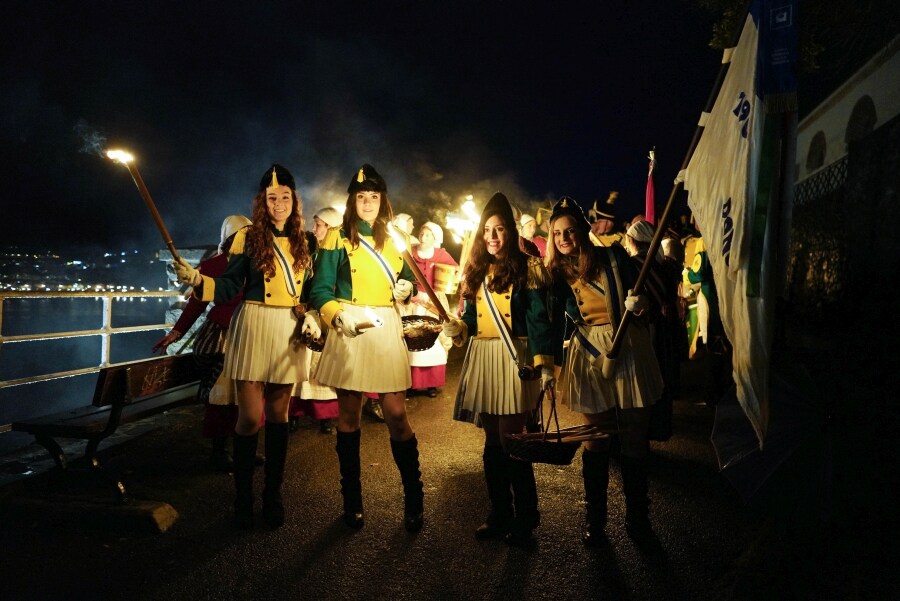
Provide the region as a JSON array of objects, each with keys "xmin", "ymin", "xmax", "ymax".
[
  {"xmin": 357, "ymin": 168, "xmax": 365, "ymax": 183},
  {"xmin": 270, "ymin": 168, "xmax": 280, "ymax": 188}
]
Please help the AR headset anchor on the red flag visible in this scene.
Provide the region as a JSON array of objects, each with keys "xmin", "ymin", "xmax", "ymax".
[{"xmin": 645, "ymin": 149, "xmax": 656, "ymax": 224}]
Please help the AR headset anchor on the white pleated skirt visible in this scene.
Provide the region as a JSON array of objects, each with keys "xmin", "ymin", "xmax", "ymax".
[
  {"xmin": 453, "ymin": 337, "xmax": 540, "ymax": 423},
  {"xmin": 315, "ymin": 303, "xmax": 411, "ymax": 393},
  {"xmin": 560, "ymin": 322, "xmax": 663, "ymax": 414},
  {"xmin": 292, "ymin": 349, "xmax": 337, "ymax": 400},
  {"xmin": 223, "ymin": 302, "xmax": 308, "ymax": 385}
]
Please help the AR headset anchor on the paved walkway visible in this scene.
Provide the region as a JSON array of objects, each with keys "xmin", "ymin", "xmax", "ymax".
[{"xmin": 0, "ymin": 347, "xmax": 895, "ymax": 600}]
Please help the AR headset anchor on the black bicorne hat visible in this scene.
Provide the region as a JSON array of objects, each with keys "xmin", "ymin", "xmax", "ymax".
[
  {"xmin": 347, "ymin": 163, "xmax": 387, "ymax": 193},
  {"xmin": 259, "ymin": 164, "xmax": 296, "ymax": 191},
  {"xmin": 589, "ymin": 191, "xmax": 618, "ymax": 222},
  {"xmin": 550, "ymin": 196, "xmax": 592, "ymax": 229},
  {"xmin": 481, "ymin": 192, "xmax": 517, "ymax": 227}
]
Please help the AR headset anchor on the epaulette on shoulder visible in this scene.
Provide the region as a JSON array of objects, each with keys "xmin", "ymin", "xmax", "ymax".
[
  {"xmin": 321, "ymin": 227, "xmax": 345, "ymax": 251},
  {"xmin": 229, "ymin": 226, "xmax": 251, "ymax": 255},
  {"xmin": 526, "ymin": 255, "xmax": 551, "ymax": 289}
]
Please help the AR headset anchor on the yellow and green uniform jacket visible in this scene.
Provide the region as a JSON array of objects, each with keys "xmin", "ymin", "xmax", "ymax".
[
  {"xmin": 309, "ymin": 220, "xmax": 417, "ymax": 327},
  {"xmin": 456, "ymin": 257, "xmax": 554, "ymax": 369},
  {"xmin": 197, "ymin": 225, "xmax": 310, "ymax": 307}
]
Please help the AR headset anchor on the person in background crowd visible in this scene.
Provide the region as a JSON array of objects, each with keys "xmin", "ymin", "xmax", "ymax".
[
  {"xmin": 545, "ymin": 197, "xmax": 663, "ymax": 546},
  {"xmin": 623, "ymin": 219, "xmax": 686, "ymax": 442},
  {"xmin": 154, "ymin": 214, "xmax": 252, "ymax": 471},
  {"xmin": 519, "ymin": 213, "xmax": 547, "ymax": 257},
  {"xmin": 289, "ymin": 207, "xmax": 343, "ymax": 434},
  {"xmin": 442, "ymin": 192, "xmax": 555, "ymax": 547},
  {"xmin": 174, "ymin": 164, "xmax": 316, "ymax": 530},
  {"xmin": 393, "ymin": 212, "xmax": 419, "ymax": 246},
  {"xmin": 406, "ymin": 221, "xmax": 458, "ymax": 397},
  {"xmin": 309, "ymin": 163, "xmax": 425, "ymax": 533},
  {"xmin": 588, "ymin": 191, "xmax": 626, "ymax": 247},
  {"xmin": 683, "ymin": 219, "xmax": 733, "ymax": 406}
]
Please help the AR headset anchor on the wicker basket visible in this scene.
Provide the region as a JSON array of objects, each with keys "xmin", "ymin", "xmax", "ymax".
[
  {"xmin": 506, "ymin": 388, "xmax": 613, "ymax": 466},
  {"xmin": 402, "ymin": 315, "xmax": 441, "ymax": 351}
]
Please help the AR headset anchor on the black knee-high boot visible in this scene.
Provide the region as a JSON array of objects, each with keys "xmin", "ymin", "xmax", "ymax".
[
  {"xmin": 390, "ymin": 435, "xmax": 424, "ymax": 532},
  {"xmin": 581, "ymin": 447, "xmax": 610, "ymax": 547},
  {"xmin": 232, "ymin": 431, "xmax": 258, "ymax": 529},
  {"xmin": 475, "ymin": 445, "xmax": 513, "ymax": 539},
  {"xmin": 262, "ymin": 422, "xmax": 289, "ymax": 529},
  {"xmin": 621, "ymin": 455, "xmax": 652, "ymax": 539},
  {"xmin": 504, "ymin": 455, "xmax": 540, "ymax": 547},
  {"xmin": 335, "ymin": 429, "xmax": 364, "ymax": 529}
]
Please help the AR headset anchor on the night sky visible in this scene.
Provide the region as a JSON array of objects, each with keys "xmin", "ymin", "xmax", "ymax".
[{"xmin": 2, "ymin": 1, "xmax": 721, "ymax": 253}]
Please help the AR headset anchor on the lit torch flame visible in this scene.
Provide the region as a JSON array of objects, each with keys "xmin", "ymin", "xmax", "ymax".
[{"xmin": 106, "ymin": 149, "xmax": 135, "ymax": 164}]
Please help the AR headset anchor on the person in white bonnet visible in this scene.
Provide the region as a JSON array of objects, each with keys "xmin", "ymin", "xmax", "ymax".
[
  {"xmin": 518, "ymin": 213, "xmax": 547, "ymax": 256},
  {"xmin": 311, "ymin": 207, "xmax": 343, "ymax": 241},
  {"xmin": 288, "ymin": 206, "xmax": 344, "ymax": 435},
  {"xmin": 154, "ymin": 214, "xmax": 253, "ymax": 474},
  {"xmin": 407, "ymin": 221, "xmax": 458, "ymax": 397},
  {"xmin": 393, "ymin": 213, "xmax": 419, "ymax": 245}
]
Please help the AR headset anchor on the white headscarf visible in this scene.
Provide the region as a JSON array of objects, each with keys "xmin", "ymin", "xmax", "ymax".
[
  {"xmin": 626, "ymin": 219, "xmax": 665, "ymax": 263},
  {"xmin": 315, "ymin": 207, "xmax": 343, "ymax": 228},
  {"xmin": 219, "ymin": 215, "xmax": 252, "ymax": 251},
  {"xmin": 420, "ymin": 222, "xmax": 444, "ymax": 247}
]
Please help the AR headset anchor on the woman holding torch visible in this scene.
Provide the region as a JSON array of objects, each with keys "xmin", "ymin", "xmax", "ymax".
[
  {"xmin": 441, "ymin": 192, "xmax": 555, "ymax": 547},
  {"xmin": 174, "ymin": 164, "xmax": 317, "ymax": 530},
  {"xmin": 308, "ymin": 163, "xmax": 425, "ymax": 533},
  {"xmin": 544, "ymin": 197, "xmax": 663, "ymax": 545}
]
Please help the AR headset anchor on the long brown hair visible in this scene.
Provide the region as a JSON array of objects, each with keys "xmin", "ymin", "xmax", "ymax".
[
  {"xmin": 342, "ymin": 191, "xmax": 394, "ymax": 251},
  {"xmin": 545, "ymin": 213, "xmax": 604, "ymax": 285},
  {"xmin": 462, "ymin": 208, "xmax": 527, "ymax": 300},
  {"xmin": 243, "ymin": 189, "xmax": 310, "ymax": 277}
]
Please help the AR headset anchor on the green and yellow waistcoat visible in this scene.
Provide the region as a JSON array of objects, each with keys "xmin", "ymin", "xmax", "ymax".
[
  {"xmin": 550, "ymin": 244, "xmax": 638, "ymax": 364},
  {"xmin": 198, "ymin": 225, "xmax": 309, "ymax": 307},
  {"xmin": 457, "ymin": 257, "xmax": 554, "ymax": 368},
  {"xmin": 310, "ymin": 220, "xmax": 417, "ymax": 327}
]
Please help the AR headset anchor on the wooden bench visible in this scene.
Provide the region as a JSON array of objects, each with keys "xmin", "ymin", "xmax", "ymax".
[{"xmin": 12, "ymin": 354, "xmax": 201, "ymax": 499}]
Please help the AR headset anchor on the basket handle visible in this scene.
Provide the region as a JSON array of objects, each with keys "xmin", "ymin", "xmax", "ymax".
[{"xmin": 535, "ymin": 386, "xmax": 565, "ymax": 444}]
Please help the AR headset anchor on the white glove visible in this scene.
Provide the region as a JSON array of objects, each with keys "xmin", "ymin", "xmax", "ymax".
[
  {"xmin": 540, "ymin": 366, "xmax": 555, "ymax": 391},
  {"xmin": 174, "ymin": 257, "xmax": 201, "ymax": 286},
  {"xmin": 624, "ymin": 289, "xmax": 649, "ymax": 313},
  {"xmin": 334, "ymin": 312, "xmax": 361, "ymax": 338},
  {"xmin": 442, "ymin": 318, "xmax": 464, "ymax": 337},
  {"xmin": 302, "ymin": 309, "xmax": 322, "ymax": 340},
  {"xmin": 393, "ymin": 278, "xmax": 413, "ymax": 302}
]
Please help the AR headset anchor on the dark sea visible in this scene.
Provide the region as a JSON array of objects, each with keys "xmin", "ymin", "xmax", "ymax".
[{"xmin": 0, "ymin": 296, "xmax": 179, "ymax": 455}]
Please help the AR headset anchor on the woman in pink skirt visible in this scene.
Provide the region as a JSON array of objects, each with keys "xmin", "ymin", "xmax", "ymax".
[{"xmin": 407, "ymin": 222, "xmax": 458, "ymax": 397}]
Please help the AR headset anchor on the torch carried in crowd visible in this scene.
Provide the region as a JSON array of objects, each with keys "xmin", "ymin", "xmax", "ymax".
[
  {"xmin": 388, "ymin": 223, "xmax": 450, "ymax": 322},
  {"xmin": 106, "ymin": 149, "xmax": 182, "ymax": 263}
]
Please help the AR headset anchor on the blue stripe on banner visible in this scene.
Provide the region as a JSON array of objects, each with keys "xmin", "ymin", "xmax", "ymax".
[{"xmin": 358, "ymin": 237, "xmax": 397, "ymax": 287}]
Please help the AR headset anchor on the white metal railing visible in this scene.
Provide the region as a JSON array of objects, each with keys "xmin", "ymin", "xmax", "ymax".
[{"xmin": 0, "ymin": 290, "xmax": 184, "ymax": 389}]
